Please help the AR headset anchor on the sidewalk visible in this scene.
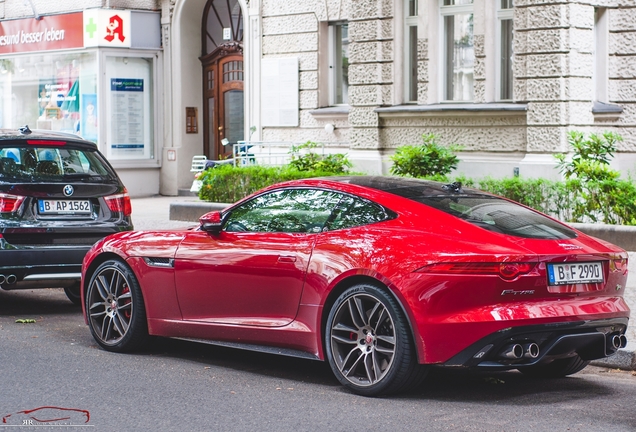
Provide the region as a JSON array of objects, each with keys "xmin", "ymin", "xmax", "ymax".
[{"xmin": 132, "ymin": 194, "xmax": 636, "ymax": 370}]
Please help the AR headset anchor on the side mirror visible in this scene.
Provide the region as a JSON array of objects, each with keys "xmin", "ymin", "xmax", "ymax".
[{"xmin": 200, "ymin": 211, "xmax": 223, "ymax": 234}]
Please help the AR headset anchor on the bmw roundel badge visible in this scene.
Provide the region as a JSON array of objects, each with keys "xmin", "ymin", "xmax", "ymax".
[{"xmin": 63, "ymin": 185, "xmax": 74, "ymax": 197}]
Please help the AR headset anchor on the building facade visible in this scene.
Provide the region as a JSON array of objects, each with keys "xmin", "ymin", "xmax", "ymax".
[{"xmin": 1, "ymin": 0, "xmax": 634, "ymax": 196}]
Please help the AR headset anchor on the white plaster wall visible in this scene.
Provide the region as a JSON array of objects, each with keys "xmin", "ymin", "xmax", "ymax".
[{"xmin": 168, "ymin": 0, "xmax": 207, "ymax": 194}]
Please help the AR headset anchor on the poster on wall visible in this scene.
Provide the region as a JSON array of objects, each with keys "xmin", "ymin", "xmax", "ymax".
[
  {"xmin": 110, "ymin": 78, "xmax": 144, "ymax": 156},
  {"xmin": 81, "ymin": 93, "xmax": 98, "ymax": 142}
]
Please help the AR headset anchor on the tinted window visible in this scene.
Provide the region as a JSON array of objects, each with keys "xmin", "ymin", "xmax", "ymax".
[
  {"xmin": 0, "ymin": 145, "xmax": 114, "ymax": 182},
  {"xmin": 327, "ymin": 195, "xmax": 392, "ymax": 231},
  {"xmin": 225, "ymin": 189, "xmax": 342, "ymax": 233},
  {"xmin": 418, "ymin": 195, "xmax": 576, "ymax": 239}
]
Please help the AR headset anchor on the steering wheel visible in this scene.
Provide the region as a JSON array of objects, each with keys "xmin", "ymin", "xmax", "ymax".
[{"xmin": 266, "ymin": 214, "xmax": 305, "ymax": 232}]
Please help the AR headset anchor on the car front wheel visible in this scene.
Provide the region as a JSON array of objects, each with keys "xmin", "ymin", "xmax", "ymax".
[
  {"xmin": 325, "ymin": 283, "xmax": 427, "ymax": 396},
  {"xmin": 85, "ymin": 259, "xmax": 148, "ymax": 352}
]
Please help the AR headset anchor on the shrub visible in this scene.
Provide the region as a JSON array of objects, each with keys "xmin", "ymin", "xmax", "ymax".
[
  {"xmin": 390, "ymin": 134, "xmax": 460, "ymax": 179},
  {"xmin": 288, "ymin": 141, "xmax": 352, "ymax": 174},
  {"xmin": 198, "ymin": 164, "xmax": 346, "ymax": 203},
  {"xmin": 198, "ymin": 142, "xmax": 354, "ymax": 202}
]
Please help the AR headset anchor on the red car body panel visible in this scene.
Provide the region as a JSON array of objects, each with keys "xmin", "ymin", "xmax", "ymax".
[{"xmin": 81, "ymin": 178, "xmax": 630, "ymax": 366}]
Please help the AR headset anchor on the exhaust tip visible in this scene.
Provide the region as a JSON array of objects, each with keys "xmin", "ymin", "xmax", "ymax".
[
  {"xmin": 0, "ymin": 275, "xmax": 5, "ymax": 285},
  {"xmin": 619, "ymin": 335, "xmax": 628, "ymax": 349},
  {"xmin": 611, "ymin": 335, "xmax": 622, "ymax": 350},
  {"xmin": 6, "ymin": 274, "xmax": 16, "ymax": 284},
  {"xmin": 523, "ymin": 342, "xmax": 540, "ymax": 359},
  {"xmin": 500, "ymin": 343, "xmax": 523, "ymax": 359}
]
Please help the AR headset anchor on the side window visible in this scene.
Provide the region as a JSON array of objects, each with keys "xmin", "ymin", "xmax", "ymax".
[
  {"xmin": 224, "ymin": 188, "xmax": 342, "ymax": 233},
  {"xmin": 327, "ymin": 196, "xmax": 392, "ymax": 231}
]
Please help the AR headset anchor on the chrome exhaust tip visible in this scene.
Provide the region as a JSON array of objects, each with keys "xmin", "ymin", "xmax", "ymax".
[
  {"xmin": 611, "ymin": 335, "xmax": 622, "ymax": 350},
  {"xmin": 0, "ymin": 274, "xmax": 5, "ymax": 285},
  {"xmin": 619, "ymin": 335, "xmax": 628, "ymax": 349},
  {"xmin": 523, "ymin": 342, "xmax": 540, "ymax": 359},
  {"xmin": 5, "ymin": 274, "xmax": 16, "ymax": 284},
  {"xmin": 500, "ymin": 343, "xmax": 523, "ymax": 359}
]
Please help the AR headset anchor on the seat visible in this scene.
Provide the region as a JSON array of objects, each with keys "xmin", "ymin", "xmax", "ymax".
[
  {"xmin": 36, "ymin": 160, "xmax": 61, "ymax": 175},
  {"xmin": 0, "ymin": 157, "xmax": 17, "ymax": 176}
]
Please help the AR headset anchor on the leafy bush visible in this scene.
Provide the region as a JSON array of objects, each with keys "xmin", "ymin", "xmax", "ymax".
[
  {"xmin": 289, "ymin": 141, "xmax": 352, "ymax": 174},
  {"xmin": 390, "ymin": 134, "xmax": 460, "ymax": 179},
  {"xmin": 198, "ymin": 164, "xmax": 345, "ymax": 203},
  {"xmin": 555, "ymin": 131, "xmax": 622, "ymax": 181},
  {"xmin": 198, "ymin": 142, "xmax": 353, "ymax": 203}
]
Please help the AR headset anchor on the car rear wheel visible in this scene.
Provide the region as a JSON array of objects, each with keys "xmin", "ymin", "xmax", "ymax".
[
  {"xmin": 325, "ymin": 283, "xmax": 427, "ymax": 396},
  {"xmin": 86, "ymin": 259, "xmax": 148, "ymax": 352},
  {"xmin": 519, "ymin": 355, "xmax": 590, "ymax": 378},
  {"xmin": 63, "ymin": 283, "xmax": 82, "ymax": 306}
]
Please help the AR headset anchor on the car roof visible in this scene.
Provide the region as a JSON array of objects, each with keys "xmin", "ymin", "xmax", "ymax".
[
  {"xmin": 305, "ymin": 176, "xmax": 492, "ymax": 198},
  {"xmin": 0, "ymin": 127, "xmax": 97, "ymax": 147}
]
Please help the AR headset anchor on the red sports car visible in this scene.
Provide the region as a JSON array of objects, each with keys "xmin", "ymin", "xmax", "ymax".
[{"xmin": 81, "ymin": 177, "xmax": 630, "ymax": 396}]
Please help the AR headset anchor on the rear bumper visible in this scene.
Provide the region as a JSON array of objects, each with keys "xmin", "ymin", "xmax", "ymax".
[
  {"xmin": 443, "ymin": 317, "xmax": 629, "ymax": 369},
  {"xmin": 0, "ymin": 246, "xmax": 90, "ymax": 289}
]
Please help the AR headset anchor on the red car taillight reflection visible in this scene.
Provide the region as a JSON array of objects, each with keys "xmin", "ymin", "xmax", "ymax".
[
  {"xmin": 0, "ymin": 193, "xmax": 26, "ymax": 213},
  {"xmin": 104, "ymin": 190, "xmax": 132, "ymax": 216},
  {"xmin": 416, "ymin": 262, "xmax": 535, "ymax": 281}
]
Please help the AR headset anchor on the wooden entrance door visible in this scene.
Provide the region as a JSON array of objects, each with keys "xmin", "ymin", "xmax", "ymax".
[
  {"xmin": 201, "ymin": 0, "xmax": 244, "ymax": 160},
  {"xmin": 202, "ymin": 50, "xmax": 244, "ymax": 160}
]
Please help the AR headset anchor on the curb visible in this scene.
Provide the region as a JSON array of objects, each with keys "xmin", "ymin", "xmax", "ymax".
[{"xmin": 591, "ymin": 343, "xmax": 636, "ymax": 370}]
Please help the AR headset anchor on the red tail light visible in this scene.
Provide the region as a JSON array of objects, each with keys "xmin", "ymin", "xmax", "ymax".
[
  {"xmin": 0, "ymin": 193, "xmax": 26, "ymax": 213},
  {"xmin": 104, "ymin": 190, "xmax": 132, "ymax": 216},
  {"xmin": 416, "ymin": 262, "xmax": 535, "ymax": 281},
  {"xmin": 27, "ymin": 140, "xmax": 66, "ymax": 146}
]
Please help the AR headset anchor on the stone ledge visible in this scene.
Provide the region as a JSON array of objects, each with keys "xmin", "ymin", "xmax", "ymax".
[{"xmin": 169, "ymin": 201, "xmax": 230, "ymax": 222}]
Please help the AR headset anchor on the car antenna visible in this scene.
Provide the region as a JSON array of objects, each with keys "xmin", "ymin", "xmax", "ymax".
[
  {"xmin": 19, "ymin": 125, "xmax": 32, "ymax": 135},
  {"xmin": 442, "ymin": 181, "xmax": 463, "ymax": 193}
]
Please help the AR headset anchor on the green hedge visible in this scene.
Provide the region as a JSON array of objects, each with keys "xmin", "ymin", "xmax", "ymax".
[
  {"xmin": 197, "ymin": 164, "xmax": 344, "ymax": 203},
  {"xmin": 458, "ymin": 176, "xmax": 636, "ymax": 225}
]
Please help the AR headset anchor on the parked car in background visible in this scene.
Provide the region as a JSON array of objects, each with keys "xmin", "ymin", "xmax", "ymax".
[
  {"xmin": 81, "ymin": 176, "xmax": 629, "ymax": 396},
  {"xmin": 0, "ymin": 126, "xmax": 133, "ymax": 304}
]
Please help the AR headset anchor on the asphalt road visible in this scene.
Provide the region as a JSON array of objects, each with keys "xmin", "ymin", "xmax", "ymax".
[{"xmin": 1, "ymin": 288, "xmax": 636, "ymax": 432}]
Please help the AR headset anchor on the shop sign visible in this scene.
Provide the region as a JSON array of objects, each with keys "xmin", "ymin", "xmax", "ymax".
[
  {"xmin": 84, "ymin": 9, "xmax": 131, "ymax": 48},
  {"xmin": 0, "ymin": 12, "xmax": 83, "ymax": 54}
]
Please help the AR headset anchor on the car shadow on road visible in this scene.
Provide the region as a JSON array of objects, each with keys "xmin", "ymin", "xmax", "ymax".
[{"xmin": 137, "ymin": 336, "xmax": 621, "ymax": 404}]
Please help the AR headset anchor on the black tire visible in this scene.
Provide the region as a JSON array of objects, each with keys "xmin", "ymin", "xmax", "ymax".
[
  {"xmin": 519, "ymin": 355, "xmax": 590, "ymax": 378},
  {"xmin": 85, "ymin": 259, "xmax": 148, "ymax": 353},
  {"xmin": 325, "ymin": 283, "xmax": 427, "ymax": 396},
  {"xmin": 63, "ymin": 283, "xmax": 82, "ymax": 306}
]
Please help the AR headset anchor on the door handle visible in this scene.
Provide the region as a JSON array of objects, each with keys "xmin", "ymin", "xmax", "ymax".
[{"xmin": 278, "ymin": 256, "xmax": 297, "ymax": 263}]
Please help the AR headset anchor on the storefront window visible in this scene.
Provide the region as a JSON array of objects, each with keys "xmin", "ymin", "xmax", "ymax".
[
  {"xmin": 104, "ymin": 55, "xmax": 154, "ymax": 160},
  {"xmin": 0, "ymin": 52, "xmax": 97, "ymax": 139}
]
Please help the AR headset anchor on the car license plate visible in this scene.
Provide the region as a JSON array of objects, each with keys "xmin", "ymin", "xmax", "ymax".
[
  {"xmin": 38, "ymin": 199, "xmax": 91, "ymax": 215},
  {"xmin": 547, "ymin": 262, "xmax": 604, "ymax": 285}
]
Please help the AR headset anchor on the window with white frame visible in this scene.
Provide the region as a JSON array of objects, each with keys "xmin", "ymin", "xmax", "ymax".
[
  {"xmin": 440, "ymin": 0, "xmax": 474, "ymax": 101},
  {"xmin": 593, "ymin": 7, "xmax": 608, "ymax": 102},
  {"xmin": 328, "ymin": 22, "xmax": 349, "ymax": 105},
  {"xmin": 498, "ymin": 0, "xmax": 514, "ymax": 100},
  {"xmin": 405, "ymin": 0, "xmax": 419, "ymax": 102}
]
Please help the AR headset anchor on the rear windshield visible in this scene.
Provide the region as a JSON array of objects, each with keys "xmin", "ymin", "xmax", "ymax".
[
  {"xmin": 415, "ymin": 195, "xmax": 577, "ymax": 240},
  {"xmin": 0, "ymin": 145, "xmax": 115, "ymax": 182}
]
